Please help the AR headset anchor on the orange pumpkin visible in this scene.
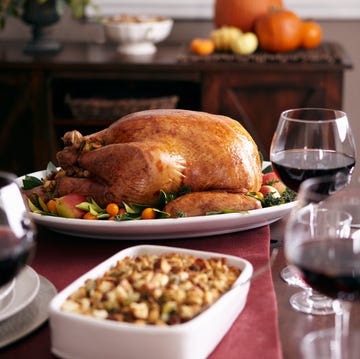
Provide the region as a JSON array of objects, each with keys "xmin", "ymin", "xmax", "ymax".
[
  {"xmin": 214, "ymin": 0, "xmax": 283, "ymax": 32},
  {"xmin": 302, "ymin": 21, "xmax": 323, "ymax": 49},
  {"xmin": 255, "ymin": 9, "xmax": 303, "ymax": 52}
]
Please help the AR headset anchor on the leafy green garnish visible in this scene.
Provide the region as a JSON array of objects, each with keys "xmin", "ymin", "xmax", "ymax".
[
  {"xmin": 22, "ymin": 176, "xmax": 43, "ymax": 190},
  {"xmin": 158, "ymin": 189, "xmax": 175, "ymax": 209},
  {"xmin": 114, "ymin": 202, "xmax": 170, "ymax": 221},
  {"xmin": 261, "ymin": 188, "xmax": 296, "ymax": 208},
  {"xmin": 280, "ymin": 187, "xmax": 297, "ymax": 203},
  {"xmin": 262, "ymin": 164, "xmax": 273, "ymax": 174},
  {"xmin": 258, "ymin": 151, "xmax": 264, "ymax": 167},
  {"xmin": 157, "ymin": 186, "xmax": 191, "ymax": 209},
  {"xmin": 175, "ymin": 210, "xmax": 186, "ymax": 218},
  {"xmin": 22, "ymin": 161, "xmax": 58, "ymax": 190},
  {"xmin": 25, "ymin": 193, "xmax": 57, "ymax": 216},
  {"xmin": 76, "ymin": 198, "xmax": 110, "ymax": 219}
]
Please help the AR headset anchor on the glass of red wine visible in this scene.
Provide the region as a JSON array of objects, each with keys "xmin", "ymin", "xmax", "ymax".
[
  {"xmin": 286, "ymin": 206, "xmax": 352, "ymax": 315},
  {"xmin": 0, "ymin": 171, "xmax": 36, "ymax": 289},
  {"xmin": 285, "ymin": 176, "xmax": 360, "ymax": 359},
  {"xmin": 270, "ymin": 108, "xmax": 356, "ymax": 314}
]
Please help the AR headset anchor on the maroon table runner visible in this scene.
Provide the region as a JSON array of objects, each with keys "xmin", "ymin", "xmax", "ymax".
[{"xmin": 1, "ymin": 224, "xmax": 282, "ymax": 359}]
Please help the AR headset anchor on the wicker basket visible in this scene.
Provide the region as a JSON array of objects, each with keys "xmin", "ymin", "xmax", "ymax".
[{"xmin": 66, "ymin": 95, "xmax": 179, "ymax": 120}]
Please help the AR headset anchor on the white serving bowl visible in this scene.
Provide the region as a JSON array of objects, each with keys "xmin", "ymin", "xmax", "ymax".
[
  {"xmin": 49, "ymin": 245, "xmax": 253, "ymax": 359},
  {"xmin": 102, "ymin": 15, "xmax": 174, "ymax": 55}
]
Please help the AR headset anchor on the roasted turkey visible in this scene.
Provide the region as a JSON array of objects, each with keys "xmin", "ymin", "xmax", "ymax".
[{"xmin": 48, "ymin": 109, "xmax": 262, "ymax": 216}]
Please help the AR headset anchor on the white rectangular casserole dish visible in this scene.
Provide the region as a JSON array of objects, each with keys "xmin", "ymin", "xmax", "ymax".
[{"xmin": 49, "ymin": 244, "xmax": 253, "ymax": 359}]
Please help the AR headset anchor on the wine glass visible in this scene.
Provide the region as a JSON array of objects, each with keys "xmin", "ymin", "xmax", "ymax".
[
  {"xmin": 270, "ymin": 108, "xmax": 356, "ymax": 314},
  {"xmin": 0, "ymin": 171, "xmax": 36, "ymax": 289},
  {"xmin": 285, "ymin": 176, "xmax": 360, "ymax": 359},
  {"xmin": 288, "ymin": 202, "xmax": 352, "ymax": 315}
]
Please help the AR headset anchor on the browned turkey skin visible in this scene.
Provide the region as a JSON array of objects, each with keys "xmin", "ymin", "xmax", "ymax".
[
  {"xmin": 52, "ymin": 109, "xmax": 262, "ymax": 216},
  {"xmin": 164, "ymin": 191, "xmax": 262, "ymax": 217}
]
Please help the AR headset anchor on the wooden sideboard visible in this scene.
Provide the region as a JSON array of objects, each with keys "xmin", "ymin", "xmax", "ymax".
[{"xmin": 0, "ymin": 40, "xmax": 352, "ymax": 175}]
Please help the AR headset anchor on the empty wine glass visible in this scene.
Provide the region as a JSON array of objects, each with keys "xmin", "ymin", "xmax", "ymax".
[
  {"xmin": 0, "ymin": 171, "xmax": 36, "ymax": 288},
  {"xmin": 270, "ymin": 108, "xmax": 356, "ymax": 314},
  {"xmin": 285, "ymin": 176, "xmax": 360, "ymax": 359}
]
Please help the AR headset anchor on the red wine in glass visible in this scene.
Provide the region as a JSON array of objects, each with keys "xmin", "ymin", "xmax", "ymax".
[
  {"xmin": 0, "ymin": 171, "xmax": 36, "ymax": 287},
  {"xmin": 291, "ymin": 238, "xmax": 360, "ymax": 302},
  {"xmin": 271, "ymin": 149, "xmax": 355, "ymax": 194},
  {"xmin": 0, "ymin": 226, "xmax": 35, "ymax": 287}
]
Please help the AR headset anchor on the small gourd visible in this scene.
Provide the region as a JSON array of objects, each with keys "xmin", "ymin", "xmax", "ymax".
[
  {"xmin": 211, "ymin": 26, "xmax": 243, "ymax": 52},
  {"xmin": 231, "ymin": 32, "xmax": 259, "ymax": 55}
]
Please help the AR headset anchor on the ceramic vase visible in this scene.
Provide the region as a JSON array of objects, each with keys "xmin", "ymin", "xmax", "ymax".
[{"xmin": 22, "ymin": 0, "xmax": 62, "ymax": 53}]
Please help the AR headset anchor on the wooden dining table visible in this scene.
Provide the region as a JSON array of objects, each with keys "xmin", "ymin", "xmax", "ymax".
[{"xmin": 0, "ymin": 216, "xmax": 359, "ymax": 359}]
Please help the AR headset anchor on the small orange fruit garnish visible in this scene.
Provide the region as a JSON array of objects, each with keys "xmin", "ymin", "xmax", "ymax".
[
  {"xmin": 141, "ymin": 208, "xmax": 156, "ymax": 220},
  {"xmin": 47, "ymin": 199, "xmax": 58, "ymax": 214},
  {"xmin": 83, "ymin": 212, "xmax": 98, "ymax": 220},
  {"xmin": 106, "ymin": 203, "xmax": 120, "ymax": 216},
  {"xmin": 190, "ymin": 38, "xmax": 215, "ymax": 55},
  {"xmin": 117, "ymin": 208, "xmax": 126, "ymax": 215}
]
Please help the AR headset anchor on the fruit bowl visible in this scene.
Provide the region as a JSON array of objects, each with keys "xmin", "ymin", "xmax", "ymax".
[{"xmin": 102, "ymin": 15, "xmax": 174, "ymax": 55}]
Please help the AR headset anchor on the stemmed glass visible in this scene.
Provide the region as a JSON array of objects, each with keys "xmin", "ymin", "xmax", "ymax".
[
  {"xmin": 288, "ymin": 207, "xmax": 352, "ymax": 315},
  {"xmin": 0, "ymin": 171, "xmax": 36, "ymax": 288},
  {"xmin": 270, "ymin": 108, "xmax": 356, "ymax": 314},
  {"xmin": 285, "ymin": 176, "xmax": 360, "ymax": 359}
]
